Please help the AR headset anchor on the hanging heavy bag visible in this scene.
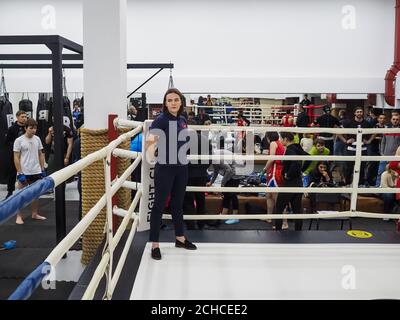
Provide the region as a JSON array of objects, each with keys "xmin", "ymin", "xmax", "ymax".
[
  {"xmin": 0, "ymin": 101, "xmax": 13, "ymax": 183},
  {"xmin": 0, "ymin": 70, "xmax": 13, "ymax": 144},
  {"xmin": 36, "ymin": 93, "xmax": 51, "ymax": 145},
  {"xmin": 0, "ymin": 105, "xmax": 13, "ymax": 184},
  {"xmin": 0, "ymin": 72, "xmax": 14, "ymax": 184},
  {"xmin": 0, "ymin": 99, "xmax": 13, "ymax": 145},
  {"xmin": 47, "ymin": 96, "xmax": 54, "ymax": 126},
  {"xmin": 63, "ymin": 96, "xmax": 74, "ymax": 131},
  {"xmin": 19, "ymin": 94, "xmax": 33, "ymax": 119},
  {"xmin": 61, "ymin": 71, "xmax": 74, "ymax": 131}
]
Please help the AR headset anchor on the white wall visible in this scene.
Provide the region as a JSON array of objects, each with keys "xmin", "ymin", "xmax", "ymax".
[{"xmin": 0, "ymin": 0, "xmax": 396, "ymax": 103}]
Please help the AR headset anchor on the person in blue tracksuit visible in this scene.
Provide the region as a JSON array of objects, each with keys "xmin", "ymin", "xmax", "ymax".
[{"xmin": 145, "ymin": 88, "xmax": 197, "ymax": 260}]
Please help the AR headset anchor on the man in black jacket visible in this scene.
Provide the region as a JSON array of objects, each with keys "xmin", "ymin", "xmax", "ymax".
[
  {"xmin": 300, "ymin": 94, "xmax": 312, "ymax": 106},
  {"xmin": 295, "ymin": 105, "xmax": 310, "ymax": 128},
  {"xmin": 274, "ymin": 132, "xmax": 310, "ymax": 231},
  {"xmin": 4, "ymin": 110, "xmax": 27, "ymax": 199},
  {"xmin": 314, "ymin": 105, "xmax": 341, "ymax": 154},
  {"xmin": 295, "ymin": 105, "xmax": 310, "ymax": 139}
]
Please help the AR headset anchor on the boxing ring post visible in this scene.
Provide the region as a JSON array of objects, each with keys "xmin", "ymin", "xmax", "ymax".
[
  {"xmin": 103, "ymin": 114, "xmax": 120, "ymax": 299},
  {"xmin": 108, "ymin": 114, "xmax": 119, "ymax": 233}
]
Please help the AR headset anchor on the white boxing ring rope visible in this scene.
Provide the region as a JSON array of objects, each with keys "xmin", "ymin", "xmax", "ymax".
[
  {"xmin": 120, "ymin": 120, "xmax": 400, "ymax": 223},
  {"xmin": 31, "ymin": 120, "xmax": 145, "ymax": 301},
  {"xmin": 50, "ymin": 125, "xmax": 143, "ymax": 187},
  {"xmin": 14, "ymin": 118, "xmax": 400, "ymax": 300},
  {"xmin": 46, "ymin": 147, "xmax": 142, "ymax": 266}
]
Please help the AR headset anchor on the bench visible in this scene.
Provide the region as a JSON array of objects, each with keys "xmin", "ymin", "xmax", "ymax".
[
  {"xmin": 204, "ymin": 194, "xmax": 384, "ymax": 214},
  {"xmin": 204, "ymin": 194, "xmax": 266, "ymax": 214}
]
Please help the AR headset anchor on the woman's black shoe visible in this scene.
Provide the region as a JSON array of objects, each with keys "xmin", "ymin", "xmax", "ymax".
[
  {"xmin": 151, "ymin": 247, "xmax": 162, "ymax": 260},
  {"xmin": 175, "ymin": 239, "xmax": 197, "ymax": 250}
]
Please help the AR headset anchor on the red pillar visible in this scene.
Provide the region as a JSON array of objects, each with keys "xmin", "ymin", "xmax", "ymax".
[{"xmin": 108, "ymin": 114, "xmax": 119, "ymax": 233}]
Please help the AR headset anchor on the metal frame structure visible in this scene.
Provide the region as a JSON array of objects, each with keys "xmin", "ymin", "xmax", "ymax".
[
  {"xmin": 0, "ymin": 35, "xmax": 82, "ymax": 245},
  {"xmin": 0, "ymin": 35, "xmax": 173, "ymax": 244}
]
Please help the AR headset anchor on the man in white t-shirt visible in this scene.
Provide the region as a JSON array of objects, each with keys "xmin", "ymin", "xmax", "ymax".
[{"xmin": 13, "ymin": 118, "xmax": 46, "ymax": 224}]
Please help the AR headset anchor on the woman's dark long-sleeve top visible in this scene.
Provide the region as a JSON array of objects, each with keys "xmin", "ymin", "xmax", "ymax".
[{"xmin": 281, "ymin": 143, "xmax": 310, "ymax": 181}]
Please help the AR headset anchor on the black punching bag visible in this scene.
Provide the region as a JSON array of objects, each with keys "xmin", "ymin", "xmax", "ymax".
[
  {"xmin": 0, "ymin": 98, "xmax": 14, "ymax": 183},
  {"xmin": 63, "ymin": 96, "xmax": 74, "ymax": 131},
  {"xmin": 19, "ymin": 95, "xmax": 33, "ymax": 119},
  {"xmin": 0, "ymin": 70, "xmax": 12, "ymax": 145},
  {"xmin": 0, "ymin": 99, "xmax": 13, "ymax": 144},
  {"xmin": 36, "ymin": 93, "xmax": 52, "ymax": 145}
]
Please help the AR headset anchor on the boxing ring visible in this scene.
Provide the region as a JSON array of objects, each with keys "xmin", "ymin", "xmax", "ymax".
[
  {"xmin": 132, "ymin": 243, "xmax": 400, "ymax": 300},
  {"xmin": 2, "ymin": 118, "xmax": 400, "ymax": 300}
]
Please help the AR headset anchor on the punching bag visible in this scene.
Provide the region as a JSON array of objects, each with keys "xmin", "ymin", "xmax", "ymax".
[
  {"xmin": 63, "ymin": 96, "xmax": 74, "ymax": 131},
  {"xmin": 19, "ymin": 95, "xmax": 33, "ymax": 119},
  {"xmin": 36, "ymin": 93, "xmax": 52, "ymax": 145},
  {"xmin": 0, "ymin": 99, "xmax": 14, "ymax": 144},
  {"xmin": 0, "ymin": 98, "xmax": 14, "ymax": 183},
  {"xmin": 0, "ymin": 70, "xmax": 12, "ymax": 145}
]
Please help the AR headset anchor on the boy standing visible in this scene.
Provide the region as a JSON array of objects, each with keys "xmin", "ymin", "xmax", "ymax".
[{"xmin": 13, "ymin": 118, "xmax": 46, "ymax": 224}]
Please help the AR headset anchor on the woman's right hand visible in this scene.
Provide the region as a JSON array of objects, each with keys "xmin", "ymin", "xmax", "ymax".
[{"xmin": 206, "ymin": 182, "xmax": 212, "ymax": 187}]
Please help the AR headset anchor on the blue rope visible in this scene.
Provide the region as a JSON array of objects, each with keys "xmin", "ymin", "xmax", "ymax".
[
  {"xmin": 0, "ymin": 177, "xmax": 54, "ymax": 224},
  {"xmin": 8, "ymin": 261, "xmax": 51, "ymax": 300}
]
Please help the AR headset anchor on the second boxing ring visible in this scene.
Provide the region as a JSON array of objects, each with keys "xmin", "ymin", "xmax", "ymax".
[{"xmin": 2, "ymin": 118, "xmax": 400, "ymax": 299}]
